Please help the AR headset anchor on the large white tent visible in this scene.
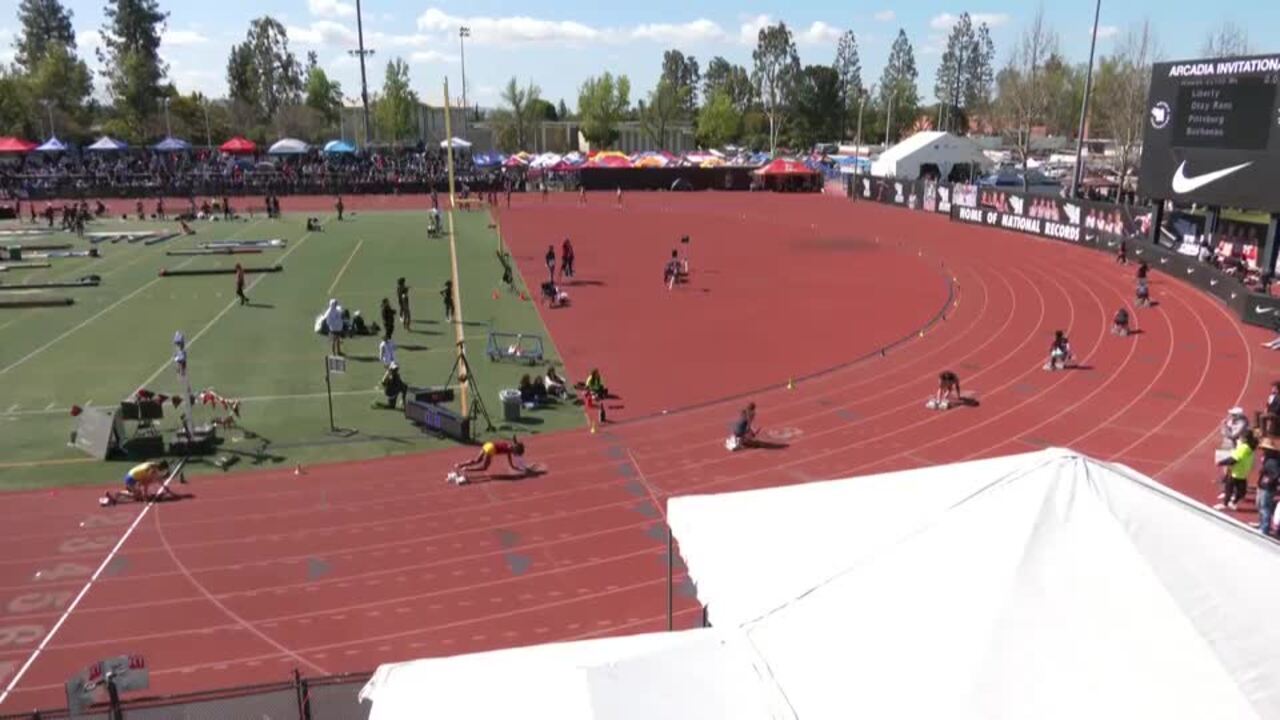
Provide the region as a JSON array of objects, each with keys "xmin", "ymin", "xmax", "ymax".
[
  {"xmin": 360, "ymin": 448, "xmax": 1280, "ymax": 719},
  {"xmin": 870, "ymin": 130, "xmax": 991, "ymax": 180}
]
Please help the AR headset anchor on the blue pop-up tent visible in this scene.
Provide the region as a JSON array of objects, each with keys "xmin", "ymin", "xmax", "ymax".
[
  {"xmin": 35, "ymin": 137, "xmax": 71, "ymax": 152},
  {"xmin": 152, "ymin": 136, "xmax": 192, "ymax": 152},
  {"xmin": 322, "ymin": 139, "xmax": 356, "ymax": 154}
]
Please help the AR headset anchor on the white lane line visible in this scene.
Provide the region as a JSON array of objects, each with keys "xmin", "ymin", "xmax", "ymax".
[
  {"xmin": 0, "ymin": 461, "xmax": 185, "ymax": 707},
  {"xmin": 0, "ymin": 277, "xmax": 165, "ymax": 377},
  {"xmin": 133, "ymin": 220, "xmax": 328, "ymax": 393},
  {"xmin": 326, "ymin": 238, "xmax": 365, "ymax": 296}
]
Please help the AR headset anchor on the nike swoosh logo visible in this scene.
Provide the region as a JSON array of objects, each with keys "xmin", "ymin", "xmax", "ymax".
[
  {"xmin": 1171, "ymin": 161, "xmax": 1253, "ymax": 194},
  {"xmin": 1257, "ymin": 306, "xmax": 1276, "ymax": 314}
]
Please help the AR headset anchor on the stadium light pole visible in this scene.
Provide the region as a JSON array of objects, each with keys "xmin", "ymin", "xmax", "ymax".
[
  {"xmin": 349, "ymin": 0, "xmax": 375, "ymax": 147},
  {"xmin": 1071, "ymin": 0, "xmax": 1103, "ymax": 198},
  {"xmin": 39, "ymin": 99, "xmax": 54, "ymax": 139},
  {"xmin": 162, "ymin": 97, "xmax": 172, "ymax": 138},
  {"xmin": 201, "ymin": 99, "xmax": 212, "ymax": 149},
  {"xmin": 459, "ymin": 26, "xmax": 471, "ymax": 137}
]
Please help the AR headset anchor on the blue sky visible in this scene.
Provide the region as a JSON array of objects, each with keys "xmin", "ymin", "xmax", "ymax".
[{"xmin": 1, "ymin": 0, "xmax": 1274, "ymax": 108}]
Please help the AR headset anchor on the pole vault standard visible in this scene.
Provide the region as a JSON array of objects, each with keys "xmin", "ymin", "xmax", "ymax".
[{"xmin": 173, "ymin": 331, "xmax": 194, "ymax": 439}]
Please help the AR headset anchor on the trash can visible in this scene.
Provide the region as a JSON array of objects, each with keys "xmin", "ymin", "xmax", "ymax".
[{"xmin": 500, "ymin": 389, "xmax": 521, "ymax": 422}]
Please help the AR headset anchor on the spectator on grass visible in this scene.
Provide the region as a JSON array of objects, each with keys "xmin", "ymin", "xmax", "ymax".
[
  {"xmin": 381, "ymin": 298, "xmax": 396, "ymax": 341},
  {"xmin": 543, "ymin": 366, "xmax": 567, "ymax": 398},
  {"xmin": 324, "ymin": 299, "xmax": 344, "ymax": 356},
  {"xmin": 519, "ymin": 374, "xmax": 549, "ymax": 405},
  {"xmin": 441, "ymin": 280, "xmax": 455, "ymax": 321},
  {"xmin": 379, "ymin": 337, "xmax": 397, "ymax": 367},
  {"xmin": 379, "ymin": 363, "xmax": 408, "ymax": 409},
  {"xmin": 396, "ymin": 277, "xmax": 412, "ymax": 330}
]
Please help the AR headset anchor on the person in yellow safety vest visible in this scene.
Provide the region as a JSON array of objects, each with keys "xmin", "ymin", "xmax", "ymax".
[{"xmin": 1216, "ymin": 432, "xmax": 1258, "ymax": 512}]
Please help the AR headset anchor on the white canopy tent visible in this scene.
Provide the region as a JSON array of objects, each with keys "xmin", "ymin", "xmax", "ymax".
[
  {"xmin": 360, "ymin": 448, "xmax": 1280, "ymax": 719},
  {"xmin": 869, "ymin": 130, "xmax": 991, "ymax": 180},
  {"xmin": 440, "ymin": 136, "xmax": 472, "ymax": 149},
  {"xmin": 358, "ymin": 629, "xmax": 792, "ymax": 720},
  {"xmin": 267, "ymin": 138, "xmax": 310, "ymax": 155}
]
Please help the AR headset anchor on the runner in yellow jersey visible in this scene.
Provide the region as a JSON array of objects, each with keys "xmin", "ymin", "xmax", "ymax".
[{"xmin": 102, "ymin": 460, "xmax": 176, "ymax": 506}]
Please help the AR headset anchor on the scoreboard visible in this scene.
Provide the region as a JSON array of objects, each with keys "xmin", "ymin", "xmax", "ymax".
[{"xmin": 1138, "ymin": 54, "xmax": 1280, "ymax": 211}]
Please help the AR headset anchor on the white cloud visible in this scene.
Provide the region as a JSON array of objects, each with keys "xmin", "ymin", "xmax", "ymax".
[
  {"xmin": 1096, "ymin": 25, "xmax": 1119, "ymax": 40},
  {"xmin": 308, "ymin": 0, "xmax": 355, "ymax": 19},
  {"xmin": 288, "ymin": 20, "xmax": 358, "ymax": 46},
  {"xmin": 373, "ymin": 31, "xmax": 431, "ymax": 48},
  {"xmin": 0, "ymin": 27, "xmax": 13, "ymax": 63},
  {"xmin": 631, "ymin": 19, "xmax": 727, "ymax": 44},
  {"xmin": 78, "ymin": 28, "xmax": 103, "ymax": 51},
  {"xmin": 799, "ymin": 21, "xmax": 842, "ymax": 45},
  {"xmin": 417, "ymin": 8, "xmax": 606, "ymax": 45},
  {"xmin": 410, "ymin": 49, "xmax": 457, "ymax": 63},
  {"xmin": 738, "ymin": 14, "xmax": 773, "ymax": 45},
  {"xmin": 930, "ymin": 12, "xmax": 1010, "ymax": 31},
  {"xmin": 873, "ymin": 10, "xmax": 895, "ymax": 22},
  {"xmin": 162, "ymin": 29, "xmax": 208, "ymax": 47}
]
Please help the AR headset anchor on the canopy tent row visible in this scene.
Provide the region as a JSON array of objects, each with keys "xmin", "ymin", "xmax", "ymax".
[
  {"xmin": 441, "ymin": 137, "xmax": 472, "ymax": 149},
  {"xmin": 361, "ymin": 448, "xmax": 1280, "ymax": 719}
]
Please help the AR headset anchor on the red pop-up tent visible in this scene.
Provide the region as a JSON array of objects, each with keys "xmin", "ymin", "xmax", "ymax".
[
  {"xmin": 753, "ymin": 157, "xmax": 822, "ymax": 192},
  {"xmin": 752, "ymin": 158, "xmax": 820, "ymax": 176},
  {"xmin": 0, "ymin": 137, "xmax": 37, "ymax": 153},
  {"xmin": 219, "ymin": 137, "xmax": 258, "ymax": 154}
]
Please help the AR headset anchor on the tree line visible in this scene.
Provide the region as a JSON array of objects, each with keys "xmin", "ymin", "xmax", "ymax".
[{"xmin": 0, "ymin": 0, "xmax": 1258, "ymax": 157}]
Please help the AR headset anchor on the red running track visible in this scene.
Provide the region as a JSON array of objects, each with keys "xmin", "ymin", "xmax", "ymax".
[{"xmin": 1, "ymin": 193, "xmax": 1276, "ymax": 711}]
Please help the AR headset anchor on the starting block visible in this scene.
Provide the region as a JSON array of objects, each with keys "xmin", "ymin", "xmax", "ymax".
[
  {"xmin": 487, "ymin": 331, "xmax": 545, "ymax": 365},
  {"xmin": 926, "ymin": 399, "xmax": 951, "ymax": 410}
]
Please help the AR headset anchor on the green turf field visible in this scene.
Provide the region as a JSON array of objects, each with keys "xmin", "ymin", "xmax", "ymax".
[{"xmin": 0, "ymin": 210, "xmax": 581, "ymax": 490}]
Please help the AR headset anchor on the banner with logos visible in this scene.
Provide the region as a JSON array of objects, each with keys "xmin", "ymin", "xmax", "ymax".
[{"xmin": 856, "ymin": 176, "xmax": 954, "ymax": 215}]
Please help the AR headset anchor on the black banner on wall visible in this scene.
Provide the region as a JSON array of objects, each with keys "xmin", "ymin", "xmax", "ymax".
[{"xmin": 856, "ymin": 176, "xmax": 955, "ymax": 214}]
